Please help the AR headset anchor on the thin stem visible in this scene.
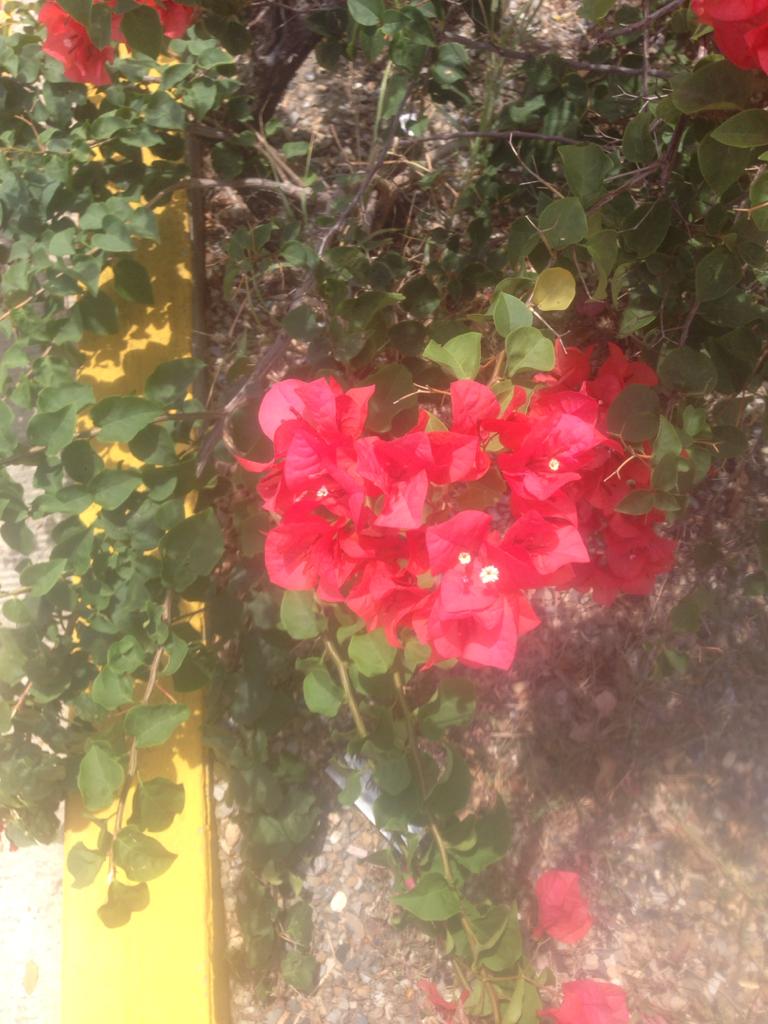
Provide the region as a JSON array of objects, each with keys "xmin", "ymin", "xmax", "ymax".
[
  {"xmin": 109, "ymin": 594, "xmax": 173, "ymax": 874},
  {"xmin": 599, "ymin": 0, "xmax": 686, "ymax": 38},
  {"xmin": 10, "ymin": 680, "xmax": 33, "ymax": 720},
  {"xmin": 324, "ymin": 639, "xmax": 367, "ymax": 739},
  {"xmin": 392, "ymin": 672, "xmax": 501, "ymax": 1024}
]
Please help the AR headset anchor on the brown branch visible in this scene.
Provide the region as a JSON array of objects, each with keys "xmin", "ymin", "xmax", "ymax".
[
  {"xmin": 148, "ymin": 174, "xmax": 312, "ymax": 209},
  {"xmin": 598, "ymin": 0, "xmax": 686, "ymax": 38},
  {"xmin": 416, "ymin": 129, "xmax": 583, "ymax": 146},
  {"xmin": 443, "ymin": 32, "xmax": 672, "ymax": 78}
]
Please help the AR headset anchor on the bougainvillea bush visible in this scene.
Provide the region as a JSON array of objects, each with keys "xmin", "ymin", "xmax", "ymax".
[{"xmin": 2, "ymin": 0, "xmax": 768, "ymax": 1019}]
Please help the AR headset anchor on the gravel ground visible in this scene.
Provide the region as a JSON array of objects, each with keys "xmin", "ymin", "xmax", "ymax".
[{"xmin": 0, "ymin": 462, "xmax": 62, "ymax": 1024}]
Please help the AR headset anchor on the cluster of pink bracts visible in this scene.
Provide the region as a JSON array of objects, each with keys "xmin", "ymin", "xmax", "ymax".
[
  {"xmin": 40, "ymin": 0, "xmax": 197, "ymax": 84},
  {"xmin": 694, "ymin": 0, "xmax": 768, "ymax": 73},
  {"xmin": 242, "ymin": 343, "xmax": 675, "ymax": 671}
]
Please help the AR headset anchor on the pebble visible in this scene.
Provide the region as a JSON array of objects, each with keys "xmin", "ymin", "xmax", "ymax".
[
  {"xmin": 329, "ymin": 829, "xmax": 342, "ymax": 845},
  {"xmin": 224, "ymin": 821, "xmax": 241, "ymax": 849},
  {"xmin": 330, "ymin": 890, "xmax": 348, "ymax": 913},
  {"xmin": 347, "ymin": 844, "xmax": 368, "ymax": 859}
]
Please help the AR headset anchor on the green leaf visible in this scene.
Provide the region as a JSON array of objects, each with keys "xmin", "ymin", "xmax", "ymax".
[
  {"xmin": 580, "ymin": 0, "xmax": 616, "ymax": 18},
  {"xmin": 531, "ymin": 268, "xmax": 576, "ymax": 311},
  {"xmin": 281, "ymin": 949, "xmax": 318, "ymax": 994},
  {"xmin": 114, "ymin": 826, "xmax": 176, "ymax": 882},
  {"xmin": 20, "ymin": 559, "xmax": 67, "ymax": 598},
  {"xmin": 113, "ymin": 259, "xmax": 154, "ymax": 306},
  {"xmin": 558, "ymin": 143, "xmax": 612, "ymax": 201},
  {"xmin": 615, "ymin": 489, "xmax": 655, "ymax": 515},
  {"xmin": 671, "ymin": 62, "xmax": 756, "ymax": 114},
  {"xmin": 492, "ymin": 293, "xmax": 532, "ymax": 336},
  {"xmin": 393, "ymin": 872, "xmax": 460, "ymax": 921},
  {"xmin": 694, "ymin": 250, "xmax": 742, "ymax": 302},
  {"xmin": 92, "ymin": 667, "xmax": 134, "ymax": 711},
  {"xmin": 605, "ymin": 384, "xmax": 661, "ymax": 442},
  {"xmin": 280, "ymin": 591, "xmax": 321, "ymax": 640},
  {"xmin": 698, "ymin": 134, "xmax": 753, "ymax": 194},
  {"xmin": 364, "ymin": 363, "xmax": 417, "ymax": 433},
  {"xmin": 98, "ymin": 880, "xmax": 149, "ymax": 928},
  {"xmin": 62, "ymin": 439, "xmax": 102, "ymax": 484},
  {"xmin": 623, "ymin": 110, "xmax": 656, "ymax": 164},
  {"xmin": 303, "ymin": 666, "xmax": 343, "ymax": 717},
  {"xmin": 1, "ymin": 522, "xmax": 35, "ymax": 556},
  {"xmin": 417, "ymin": 678, "xmax": 475, "ymax": 739},
  {"xmin": 423, "ymin": 332, "xmax": 482, "ymax": 380},
  {"xmin": 78, "ymin": 744, "xmax": 125, "ymax": 812},
  {"xmin": 90, "ymin": 469, "xmax": 141, "ymax": 510},
  {"xmin": 624, "ymin": 200, "xmax": 672, "ymax": 257},
  {"xmin": 427, "ymin": 746, "xmax": 472, "ymax": 818},
  {"xmin": 749, "ymin": 171, "xmax": 768, "ymax": 230},
  {"xmin": 284, "ymin": 900, "xmax": 313, "ymax": 948},
  {"xmin": 347, "ymin": 0, "xmax": 384, "ymax": 26},
  {"xmin": 160, "ymin": 510, "xmax": 224, "ymax": 591},
  {"xmin": 145, "ymin": 357, "xmax": 203, "ymax": 406},
  {"xmin": 505, "ymin": 327, "xmax": 555, "ymax": 376},
  {"xmin": 130, "ymin": 778, "xmax": 185, "ymax": 832},
  {"xmin": 449, "ymin": 800, "xmax": 511, "ymax": 873},
  {"xmin": 348, "ymin": 629, "xmax": 396, "ymax": 677},
  {"xmin": 538, "ymin": 197, "xmax": 587, "ymax": 249},
  {"xmin": 711, "ymin": 109, "xmax": 768, "ymax": 148},
  {"xmin": 402, "ymin": 276, "xmax": 441, "ymax": 317},
  {"xmin": 121, "ymin": 5, "xmax": 165, "ymax": 59},
  {"xmin": 374, "ymin": 751, "xmax": 412, "ymax": 796},
  {"xmin": 586, "ymin": 229, "xmax": 619, "ymax": 299},
  {"xmin": 27, "ymin": 406, "xmax": 76, "ymax": 454},
  {"xmin": 91, "ymin": 396, "xmax": 163, "ymax": 442},
  {"xmin": 67, "ymin": 841, "xmax": 105, "ymax": 889},
  {"xmin": 124, "ymin": 703, "xmax": 190, "ymax": 749},
  {"xmin": 659, "ymin": 348, "xmax": 717, "ymax": 393}
]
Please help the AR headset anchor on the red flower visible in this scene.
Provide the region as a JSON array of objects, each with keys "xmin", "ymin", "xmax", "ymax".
[
  {"xmin": 134, "ymin": 0, "xmax": 198, "ymax": 38},
  {"xmin": 693, "ymin": 0, "xmax": 768, "ymax": 72},
  {"xmin": 533, "ymin": 870, "xmax": 593, "ymax": 944},
  {"xmin": 263, "ymin": 506, "xmax": 359, "ymax": 602},
  {"xmin": 534, "ymin": 339, "xmax": 594, "ymax": 392},
  {"xmin": 416, "ymin": 511, "xmax": 540, "ymax": 669},
  {"xmin": 498, "ymin": 391, "xmax": 607, "ymax": 504},
  {"xmin": 40, "ymin": 1, "xmax": 115, "ymax": 85},
  {"xmin": 418, "ymin": 980, "xmax": 469, "ymax": 1022},
  {"xmin": 586, "ymin": 343, "xmax": 658, "ymax": 411},
  {"xmin": 541, "ymin": 980, "xmax": 629, "ymax": 1024}
]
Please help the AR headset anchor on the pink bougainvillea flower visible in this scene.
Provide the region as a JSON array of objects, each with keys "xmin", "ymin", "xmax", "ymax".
[
  {"xmin": 498, "ymin": 391, "xmax": 607, "ymax": 504},
  {"xmin": 587, "ymin": 343, "xmax": 658, "ymax": 410},
  {"xmin": 258, "ymin": 377, "xmax": 374, "ymax": 445},
  {"xmin": 134, "ymin": 0, "xmax": 198, "ymax": 38},
  {"xmin": 693, "ymin": 0, "xmax": 768, "ymax": 71},
  {"xmin": 417, "ymin": 510, "xmax": 540, "ymax": 669},
  {"xmin": 534, "ymin": 339, "xmax": 594, "ymax": 392},
  {"xmin": 540, "ymin": 980, "xmax": 629, "ymax": 1024},
  {"xmin": 418, "ymin": 980, "xmax": 469, "ymax": 1022},
  {"xmin": 533, "ymin": 870, "xmax": 593, "ymax": 944},
  {"xmin": 355, "ymin": 432, "xmax": 434, "ymax": 529},
  {"xmin": 504, "ymin": 512, "xmax": 590, "ymax": 582},
  {"xmin": 263, "ymin": 507, "xmax": 360, "ymax": 603},
  {"xmin": 40, "ymin": 1, "xmax": 116, "ymax": 85},
  {"xmin": 449, "ymin": 379, "xmax": 501, "ymax": 434}
]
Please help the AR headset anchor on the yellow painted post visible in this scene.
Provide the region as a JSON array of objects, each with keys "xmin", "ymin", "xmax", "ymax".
[{"xmin": 61, "ymin": 195, "xmax": 225, "ymax": 1024}]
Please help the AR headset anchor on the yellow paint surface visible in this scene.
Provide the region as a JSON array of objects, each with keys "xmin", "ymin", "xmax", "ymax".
[{"xmin": 62, "ymin": 195, "xmax": 221, "ymax": 1024}]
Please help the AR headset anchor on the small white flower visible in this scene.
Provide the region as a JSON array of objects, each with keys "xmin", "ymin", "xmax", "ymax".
[
  {"xmin": 316, "ymin": 485, "xmax": 329, "ymax": 498},
  {"xmin": 548, "ymin": 457, "xmax": 561, "ymax": 472},
  {"xmin": 457, "ymin": 551, "xmax": 472, "ymax": 565},
  {"xmin": 479, "ymin": 564, "xmax": 500, "ymax": 584}
]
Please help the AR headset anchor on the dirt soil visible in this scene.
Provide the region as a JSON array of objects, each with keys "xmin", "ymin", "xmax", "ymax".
[{"xmin": 204, "ymin": 3, "xmax": 768, "ymax": 1023}]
